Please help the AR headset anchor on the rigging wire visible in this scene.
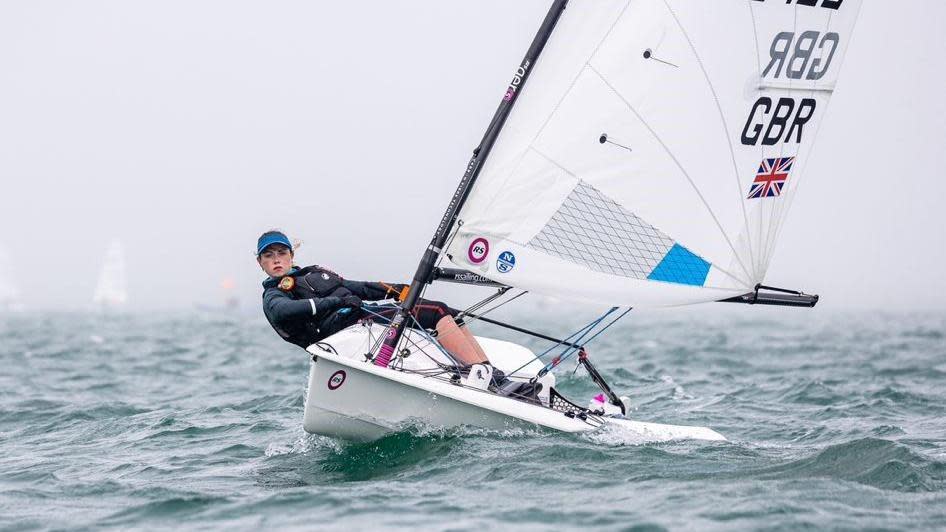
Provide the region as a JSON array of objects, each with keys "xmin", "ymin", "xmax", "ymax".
[
  {"xmin": 357, "ymin": 276, "xmax": 630, "ymax": 388},
  {"xmin": 534, "ymin": 307, "xmax": 620, "ymax": 376},
  {"xmin": 360, "ymin": 286, "xmax": 523, "ymax": 371},
  {"xmin": 358, "ymin": 304, "xmax": 461, "ymax": 370},
  {"xmin": 359, "ymin": 305, "xmax": 445, "ymax": 364},
  {"xmin": 504, "ymin": 308, "xmax": 617, "ymax": 379},
  {"xmin": 458, "ymin": 287, "xmax": 511, "ymax": 318},
  {"xmin": 458, "ymin": 289, "xmax": 528, "ymax": 324},
  {"xmin": 556, "ymin": 307, "xmax": 633, "ymax": 368},
  {"xmin": 356, "ymin": 301, "xmax": 634, "ymax": 407}
]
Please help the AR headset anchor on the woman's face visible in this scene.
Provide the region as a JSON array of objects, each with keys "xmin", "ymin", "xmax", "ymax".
[{"xmin": 257, "ymin": 244, "xmax": 293, "ymax": 277}]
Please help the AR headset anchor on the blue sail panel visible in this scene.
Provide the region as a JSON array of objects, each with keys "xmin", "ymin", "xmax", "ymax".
[{"xmin": 647, "ymin": 244, "xmax": 711, "ymax": 287}]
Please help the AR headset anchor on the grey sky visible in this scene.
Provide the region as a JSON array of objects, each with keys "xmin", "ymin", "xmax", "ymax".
[{"xmin": 0, "ymin": 1, "xmax": 943, "ymax": 311}]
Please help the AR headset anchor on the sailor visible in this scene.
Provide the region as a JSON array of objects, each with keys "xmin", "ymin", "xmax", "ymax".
[{"xmin": 256, "ymin": 230, "xmax": 495, "ymax": 371}]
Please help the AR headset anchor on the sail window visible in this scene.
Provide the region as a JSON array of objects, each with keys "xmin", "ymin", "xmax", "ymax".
[{"xmin": 527, "ymin": 181, "xmax": 688, "ymax": 280}]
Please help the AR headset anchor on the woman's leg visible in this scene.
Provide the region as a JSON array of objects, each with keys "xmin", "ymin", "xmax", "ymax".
[
  {"xmin": 410, "ymin": 299, "xmax": 490, "ymax": 366},
  {"xmin": 435, "ymin": 315, "xmax": 489, "ymax": 366}
]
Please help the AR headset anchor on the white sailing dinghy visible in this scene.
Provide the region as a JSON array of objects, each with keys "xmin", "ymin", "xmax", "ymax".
[
  {"xmin": 93, "ymin": 239, "xmax": 128, "ymax": 309},
  {"xmin": 303, "ymin": 0, "xmax": 862, "ymax": 442}
]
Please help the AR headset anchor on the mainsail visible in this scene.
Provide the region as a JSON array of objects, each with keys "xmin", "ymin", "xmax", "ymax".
[
  {"xmin": 93, "ymin": 239, "xmax": 128, "ymax": 308},
  {"xmin": 445, "ymin": 0, "xmax": 861, "ymax": 307}
]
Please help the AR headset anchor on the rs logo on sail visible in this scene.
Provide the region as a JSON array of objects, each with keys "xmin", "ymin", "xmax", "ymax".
[{"xmin": 468, "ymin": 237, "xmax": 490, "ymax": 264}]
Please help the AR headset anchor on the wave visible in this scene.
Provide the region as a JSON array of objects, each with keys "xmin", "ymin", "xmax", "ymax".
[
  {"xmin": 776, "ymin": 379, "xmax": 847, "ymax": 406},
  {"xmin": 754, "ymin": 438, "xmax": 946, "ymax": 492},
  {"xmin": 901, "ymin": 327, "xmax": 944, "ymax": 340},
  {"xmin": 99, "ymin": 491, "xmax": 230, "ymax": 526}
]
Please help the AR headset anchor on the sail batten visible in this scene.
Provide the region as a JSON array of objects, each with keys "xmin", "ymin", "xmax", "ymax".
[{"xmin": 529, "ymin": 1, "xmax": 635, "ymax": 146}]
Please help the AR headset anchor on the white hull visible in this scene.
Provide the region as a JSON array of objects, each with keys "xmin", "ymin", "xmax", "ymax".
[{"xmin": 303, "ymin": 324, "xmax": 725, "ymax": 443}]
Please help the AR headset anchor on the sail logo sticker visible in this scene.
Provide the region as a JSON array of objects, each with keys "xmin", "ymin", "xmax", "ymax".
[
  {"xmin": 496, "ymin": 251, "xmax": 516, "ymax": 273},
  {"xmin": 327, "ymin": 370, "xmax": 346, "ymax": 390},
  {"xmin": 747, "ymin": 157, "xmax": 794, "ymax": 199},
  {"xmin": 468, "ymin": 237, "xmax": 490, "ymax": 264}
]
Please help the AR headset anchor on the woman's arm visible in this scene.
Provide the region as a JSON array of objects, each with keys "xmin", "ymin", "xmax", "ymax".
[
  {"xmin": 341, "ymin": 280, "xmax": 405, "ymax": 301},
  {"xmin": 263, "ymin": 288, "xmax": 342, "ymax": 325}
]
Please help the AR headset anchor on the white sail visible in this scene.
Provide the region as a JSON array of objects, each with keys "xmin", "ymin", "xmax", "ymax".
[
  {"xmin": 93, "ymin": 239, "xmax": 128, "ymax": 307},
  {"xmin": 0, "ymin": 246, "xmax": 20, "ymax": 310},
  {"xmin": 447, "ymin": 0, "xmax": 861, "ymax": 307}
]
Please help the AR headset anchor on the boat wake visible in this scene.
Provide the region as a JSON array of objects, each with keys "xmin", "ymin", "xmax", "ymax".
[
  {"xmin": 582, "ymin": 420, "xmax": 728, "ymax": 447},
  {"xmin": 264, "ymin": 432, "xmax": 340, "ymax": 457},
  {"xmin": 392, "ymin": 420, "xmax": 546, "ymax": 440},
  {"xmin": 582, "ymin": 423, "xmax": 653, "ymax": 446}
]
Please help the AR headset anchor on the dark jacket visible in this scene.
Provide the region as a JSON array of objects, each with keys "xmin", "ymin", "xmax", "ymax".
[{"xmin": 261, "ymin": 265, "xmax": 399, "ymax": 348}]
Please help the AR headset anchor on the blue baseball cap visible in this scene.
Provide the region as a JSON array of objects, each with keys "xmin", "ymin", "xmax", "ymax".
[{"xmin": 256, "ymin": 231, "xmax": 293, "ymax": 256}]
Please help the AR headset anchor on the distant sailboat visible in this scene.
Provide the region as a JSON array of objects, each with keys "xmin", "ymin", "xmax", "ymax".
[
  {"xmin": 93, "ymin": 239, "xmax": 128, "ymax": 308},
  {"xmin": 0, "ymin": 246, "xmax": 23, "ymax": 312}
]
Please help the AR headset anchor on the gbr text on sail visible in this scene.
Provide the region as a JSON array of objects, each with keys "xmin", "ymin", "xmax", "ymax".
[{"xmin": 741, "ymin": 24, "xmax": 847, "ymax": 146}]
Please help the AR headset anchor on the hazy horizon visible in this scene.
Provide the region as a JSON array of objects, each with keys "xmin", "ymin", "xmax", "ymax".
[{"xmin": 1, "ymin": 1, "xmax": 944, "ymax": 312}]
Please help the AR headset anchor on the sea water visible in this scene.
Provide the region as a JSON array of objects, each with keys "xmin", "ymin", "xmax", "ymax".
[{"xmin": 1, "ymin": 309, "xmax": 944, "ymax": 530}]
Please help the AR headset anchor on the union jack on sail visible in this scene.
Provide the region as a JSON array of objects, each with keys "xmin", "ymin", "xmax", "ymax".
[{"xmin": 747, "ymin": 157, "xmax": 794, "ymax": 199}]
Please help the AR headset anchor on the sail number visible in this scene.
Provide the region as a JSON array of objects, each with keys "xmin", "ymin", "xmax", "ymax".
[
  {"xmin": 741, "ymin": 97, "xmax": 815, "ymax": 146},
  {"xmin": 740, "ymin": 29, "xmax": 843, "ymax": 146},
  {"xmin": 763, "ymin": 31, "xmax": 839, "ymax": 81},
  {"xmin": 752, "ymin": 0, "xmax": 844, "ymax": 10}
]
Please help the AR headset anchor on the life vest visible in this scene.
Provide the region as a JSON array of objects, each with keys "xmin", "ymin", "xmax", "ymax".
[
  {"xmin": 286, "ymin": 265, "xmax": 349, "ymax": 300},
  {"xmin": 264, "ymin": 265, "xmax": 354, "ymax": 348}
]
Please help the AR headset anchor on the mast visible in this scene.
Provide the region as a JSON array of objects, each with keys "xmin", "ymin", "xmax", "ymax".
[{"xmin": 374, "ymin": 0, "xmax": 570, "ymax": 367}]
